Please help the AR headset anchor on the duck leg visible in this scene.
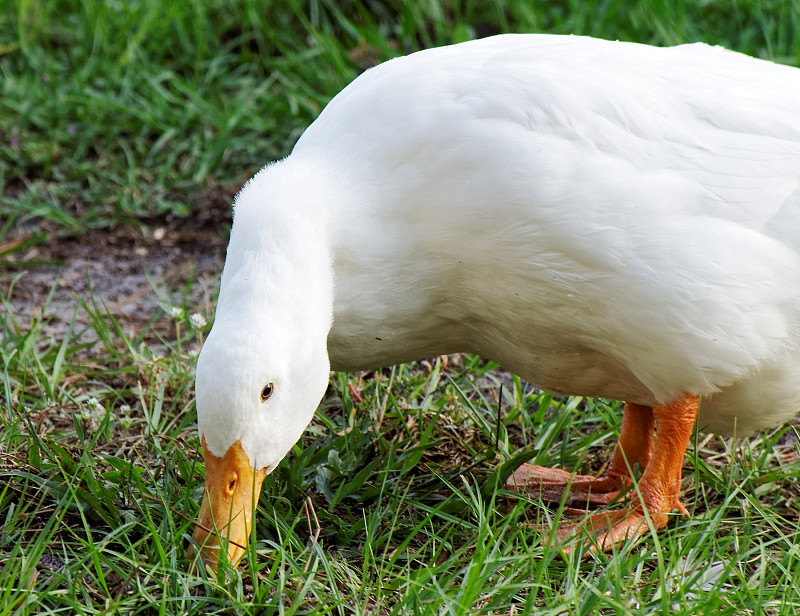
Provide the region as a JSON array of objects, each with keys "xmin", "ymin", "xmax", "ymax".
[
  {"xmin": 507, "ymin": 401, "xmax": 655, "ymax": 506},
  {"xmin": 557, "ymin": 394, "xmax": 698, "ymax": 553}
]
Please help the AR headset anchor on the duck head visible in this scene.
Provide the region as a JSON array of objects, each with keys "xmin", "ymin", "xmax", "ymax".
[{"xmin": 190, "ymin": 324, "xmax": 330, "ymax": 570}]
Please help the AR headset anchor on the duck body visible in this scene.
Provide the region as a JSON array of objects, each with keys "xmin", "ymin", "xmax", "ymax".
[
  {"xmin": 192, "ymin": 34, "xmax": 800, "ymax": 569},
  {"xmin": 297, "ymin": 34, "xmax": 800, "ymax": 434}
]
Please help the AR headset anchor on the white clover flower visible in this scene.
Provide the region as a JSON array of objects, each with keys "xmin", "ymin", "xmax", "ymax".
[
  {"xmin": 115, "ymin": 403, "xmax": 135, "ymax": 430},
  {"xmin": 171, "ymin": 306, "xmax": 184, "ymax": 319},
  {"xmin": 189, "ymin": 313, "xmax": 207, "ymax": 329},
  {"xmin": 79, "ymin": 397, "xmax": 105, "ymax": 423}
]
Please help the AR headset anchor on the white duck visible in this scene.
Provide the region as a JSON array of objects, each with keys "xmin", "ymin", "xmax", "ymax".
[{"xmin": 190, "ymin": 33, "xmax": 800, "ymax": 570}]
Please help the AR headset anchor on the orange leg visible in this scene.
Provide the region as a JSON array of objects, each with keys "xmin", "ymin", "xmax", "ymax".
[
  {"xmin": 507, "ymin": 402, "xmax": 655, "ymax": 506},
  {"xmin": 559, "ymin": 394, "xmax": 698, "ymax": 553}
]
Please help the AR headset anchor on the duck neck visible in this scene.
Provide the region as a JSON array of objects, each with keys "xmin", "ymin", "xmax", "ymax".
[{"xmin": 217, "ymin": 157, "xmax": 337, "ymax": 342}]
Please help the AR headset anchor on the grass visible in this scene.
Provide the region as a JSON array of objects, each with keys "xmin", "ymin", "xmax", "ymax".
[{"xmin": 2, "ymin": 0, "xmax": 800, "ymax": 614}]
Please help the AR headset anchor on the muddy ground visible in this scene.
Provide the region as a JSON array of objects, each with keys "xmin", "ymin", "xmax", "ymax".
[{"xmin": 1, "ymin": 188, "xmax": 238, "ymax": 343}]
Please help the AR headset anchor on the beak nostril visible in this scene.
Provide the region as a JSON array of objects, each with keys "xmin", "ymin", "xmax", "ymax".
[{"xmin": 227, "ymin": 475, "xmax": 237, "ymax": 495}]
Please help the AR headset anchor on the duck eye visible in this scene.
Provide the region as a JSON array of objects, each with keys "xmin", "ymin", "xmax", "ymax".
[{"xmin": 260, "ymin": 383, "xmax": 274, "ymax": 402}]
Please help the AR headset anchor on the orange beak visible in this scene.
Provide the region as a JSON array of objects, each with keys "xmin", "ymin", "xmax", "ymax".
[{"xmin": 190, "ymin": 437, "xmax": 266, "ymax": 571}]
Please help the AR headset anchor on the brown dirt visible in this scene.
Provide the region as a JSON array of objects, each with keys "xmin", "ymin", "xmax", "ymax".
[{"xmin": 1, "ymin": 187, "xmax": 238, "ymax": 341}]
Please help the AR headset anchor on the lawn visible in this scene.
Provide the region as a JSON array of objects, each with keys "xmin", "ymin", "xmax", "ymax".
[{"xmin": 2, "ymin": 1, "xmax": 800, "ymax": 614}]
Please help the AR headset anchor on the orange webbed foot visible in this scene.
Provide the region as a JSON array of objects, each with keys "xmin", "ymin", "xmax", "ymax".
[
  {"xmin": 553, "ymin": 492, "xmax": 689, "ymax": 556},
  {"xmin": 510, "ymin": 395, "xmax": 698, "ymax": 557},
  {"xmin": 507, "ymin": 401, "xmax": 655, "ymax": 507},
  {"xmin": 506, "ymin": 463, "xmax": 626, "ymax": 507}
]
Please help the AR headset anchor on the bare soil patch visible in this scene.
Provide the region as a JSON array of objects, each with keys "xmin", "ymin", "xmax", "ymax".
[{"xmin": 1, "ymin": 188, "xmax": 238, "ymax": 340}]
